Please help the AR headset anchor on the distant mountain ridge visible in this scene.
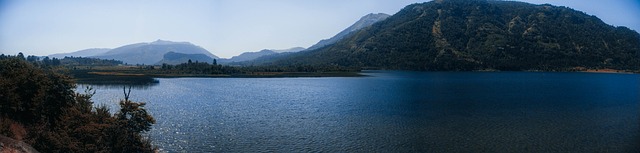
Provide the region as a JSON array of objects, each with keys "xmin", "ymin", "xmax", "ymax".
[
  {"xmin": 91, "ymin": 40, "xmax": 218, "ymax": 65},
  {"xmin": 237, "ymin": 13, "xmax": 391, "ymax": 66},
  {"xmin": 47, "ymin": 13, "xmax": 391, "ymax": 66},
  {"xmin": 272, "ymin": 47, "xmax": 306, "ymax": 53},
  {"xmin": 221, "ymin": 50, "xmax": 277, "ymax": 63},
  {"xmin": 218, "ymin": 47, "xmax": 306, "ymax": 64},
  {"xmin": 48, "ymin": 48, "xmax": 110, "ymax": 59},
  {"xmin": 262, "ymin": 0, "xmax": 640, "ymax": 71},
  {"xmin": 306, "ymin": 13, "xmax": 391, "ymax": 51},
  {"xmin": 51, "ymin": 41, "xmax": 306, "ymax": 65}
]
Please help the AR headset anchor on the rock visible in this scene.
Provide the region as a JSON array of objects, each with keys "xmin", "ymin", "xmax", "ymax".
[{"xmin": 0, "ymin": 135, "xmax": 39, "ymax": 153}]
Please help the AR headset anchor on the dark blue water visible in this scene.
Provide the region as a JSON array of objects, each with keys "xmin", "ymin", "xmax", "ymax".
[{"xmin": 80, "ymin": 71, "xmax": 640, "ymax": 152}]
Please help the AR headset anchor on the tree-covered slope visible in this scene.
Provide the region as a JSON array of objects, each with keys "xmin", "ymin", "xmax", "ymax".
[{"xmin": 268, "ymin": 0, "xmax": 640, "ymax": 71}]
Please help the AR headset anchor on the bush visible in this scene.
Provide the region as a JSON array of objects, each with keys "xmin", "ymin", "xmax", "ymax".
[{"xmin": 0, "ymin": 54, "xmax": 156, "ymax": 152}]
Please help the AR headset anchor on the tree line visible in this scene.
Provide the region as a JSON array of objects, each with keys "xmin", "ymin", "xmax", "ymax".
[
  {"xmin": 1, "ymin": 54, "xmax": 123, "ymax": 67},
  {"xmin": 156, "ymin": 59, "xmax": 360, "ymax": 75}
]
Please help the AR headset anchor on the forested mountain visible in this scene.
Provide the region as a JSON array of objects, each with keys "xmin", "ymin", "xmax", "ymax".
[
  {"xmin": 219, "ymin": 49, "xmax": 277, "ymax": 64},
  {"xmin": 48, "ymin": 48, "xmax": 111, "ymax": 59},
  {"xmin": 156, "ymin": 52, "xmax": 214, "ymax": 65},
  {"xmin": 306, "ymin": 13, "xmax": 391, "ymax": 51},
  {"xmin": 218, "ymin": 47, "xmax": 306, "ymax": 64},
  {"xmin": 264, "ymin": 0, "xmax": 640, "ymax": 71},
  {"xmin": 93, "ymin": 40, "xmax": 218, "ymax": 65},
  {"xmin": 233, "ymin": 51, "xmax": 297, "ymax": 66}
]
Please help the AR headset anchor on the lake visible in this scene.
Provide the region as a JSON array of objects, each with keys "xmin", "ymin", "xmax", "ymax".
[{"xmin": 79, "ymin": 71, "xmax": 640, "ymax": 152}]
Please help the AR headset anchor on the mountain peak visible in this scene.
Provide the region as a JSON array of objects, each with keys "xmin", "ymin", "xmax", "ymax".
[
  {"xmin": 351, "ymin": 13, "xmax": 390, "ymax": 31},
  {"xmin": 93, "ymin": 40, "xmax": 218, "ymax": 65},
  {"xmin": 150, "ymin": 39, "xmax": 191, "ymax": 45},
  {"xmin": 361, "ymin": 13, "xmax": 391, "ymax": 21},
  {"xmin": 306, "ymin": 13, "xmax": 390, "ymax": 51}
]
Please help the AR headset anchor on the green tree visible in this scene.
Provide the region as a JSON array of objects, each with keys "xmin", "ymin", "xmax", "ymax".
[
  {"xmin": 17, "ymin": 52, "xmax": 24, "ymax": 59},
  {"xmin": 109, "ymin": 86, "xmax": 156, "ymax": 152},
  {"xmin": 116, "ymin": 87, "xmax": 155, "ymax": 134}
]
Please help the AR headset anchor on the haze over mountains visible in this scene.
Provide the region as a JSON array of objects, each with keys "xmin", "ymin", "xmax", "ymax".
[
  {"xmin": 231, "ymin": 13, "xmax": 392, "ymax": 66},
  {"xmin": 306, "ymin": 13, "xmax": 391, "ymax": 51},
  {"xmin": 223, "ymin": 13, "xmax": 391, "ymax": 65},
  {"xmin": 47, "ymin": 0, "xmax": 640, "ymax": 71},
  {"xmin": 48, "ymin": 48, "xmax": 110, "ymax": 59},
  {"xmin": 217, "ymin": 47, "xmax": 306, "ymax": 64},
  {"xmin": 49, "ymin": 40, "xmax": 218, "ymax": 65},
  {"xmin": 50, "ymin": 12, "xmax": 391, "ymax": 65},
  {"xmin": 93, "ymin": 40, "xmax": 217, "ymax": 65}
]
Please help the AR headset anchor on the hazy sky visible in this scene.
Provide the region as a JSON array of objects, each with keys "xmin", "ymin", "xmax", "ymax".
[{"xmin": 1, "ymin": 0, "xmax": 639, "ymax": 58}]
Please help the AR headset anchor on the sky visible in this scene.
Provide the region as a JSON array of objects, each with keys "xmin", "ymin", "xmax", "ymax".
[{"xmin": 0, "ymin": 0, "xmax": 639, "ymax": 58}]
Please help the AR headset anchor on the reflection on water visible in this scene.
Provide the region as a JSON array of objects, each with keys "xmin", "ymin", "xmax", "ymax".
[{"xmin": 82, "ymin": 71, "xmax": 640, "ymax": 152}]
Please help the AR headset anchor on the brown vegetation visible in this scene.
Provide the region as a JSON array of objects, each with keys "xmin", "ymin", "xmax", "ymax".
[{"xmin": 0, "ymin": 54, "xmax": 156, "ymax": 152}]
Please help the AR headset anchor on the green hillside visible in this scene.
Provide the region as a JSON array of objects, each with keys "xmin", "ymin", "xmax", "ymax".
[{"xmin": 265, "ymin": 0, "xmax": 640, "ymax": 71}]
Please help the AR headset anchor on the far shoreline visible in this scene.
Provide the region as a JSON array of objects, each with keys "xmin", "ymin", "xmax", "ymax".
[
  {"xmin": 71, "ymin": 68, "xmax": 639, "ymax": 85},
  {"xmin": 578, "ymin": 69, "xmax": 636, "ymax": 74}
]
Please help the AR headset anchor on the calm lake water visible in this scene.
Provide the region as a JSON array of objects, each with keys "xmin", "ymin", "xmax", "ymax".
[{"xmin": 79, "ymin": 71, "xmax": 640, "ymax": 152}]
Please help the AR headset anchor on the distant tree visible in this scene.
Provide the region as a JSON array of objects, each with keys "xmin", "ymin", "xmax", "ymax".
[
  {"xmin": 42, "ymin": 56, "xmax": 51, "ymax": 66},
  {"xmin": 26, "ymin": 55, "xmax": 39, "ymax": 62},
  {"xmin": 51, "ymin": 57, "xmax": 60, "ymax": 66},
  {"xmin": 213, "ymin": 59, "xmax": 217, "ymax": 65}
]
